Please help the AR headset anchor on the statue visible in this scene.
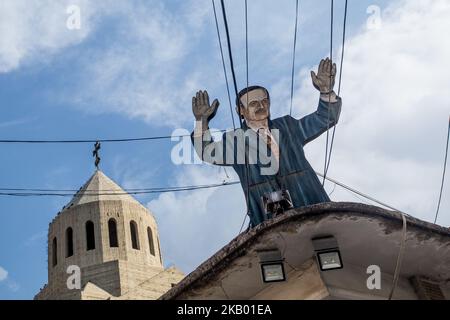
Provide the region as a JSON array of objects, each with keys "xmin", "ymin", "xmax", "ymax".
[{"xmin": 191, "ymin": 58, "xmax": 342, "ymax": 228}]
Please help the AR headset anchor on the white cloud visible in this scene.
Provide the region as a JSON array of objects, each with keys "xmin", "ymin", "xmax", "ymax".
[
  {"xmin": 2, "ymin": 0, "xmax": 448, "ymax": 276},
  {"xmin": 0, "ymin": 266, "xmax": 19, "ymax": 292},
  {"xmin": 0, "ymin": 266, "xmax": 8, "ymax": 282},
  {"xmin": 62, "ymin": 0, "xmax": 214, "ymax": 127},
  {"xmin": 148, "ymin": 165, "xmax": 246, "ymax": 272},
  {"xmin": 0, "ymin": 0, "xmax": 214, "ymax": 128},
  {"xmin": 57, "ymin": 0, "xmax": 329, "ymax": 128},
  {"xmin": 150, "ymin": 0, "xmax": 450, "ymax": 274},
  {"xmin": 0, "ymin": 0, "xmax": 104, "ymax": 72},
  {"xmin": 292, "ymin": 0, "xmax": 450, "ymax": 225},
  {"xmin": 0, "ymin": 0, "xmax": 332, "ymax": 127}
]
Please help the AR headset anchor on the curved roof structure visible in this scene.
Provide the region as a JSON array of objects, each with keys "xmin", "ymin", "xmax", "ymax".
[
  {"xmin": 62, "ymin": 170, "xmax": 145, "ymax": 210},
  {"xmin": 161, "ymin": 202, "xmax": 450, "ymax": 300}
]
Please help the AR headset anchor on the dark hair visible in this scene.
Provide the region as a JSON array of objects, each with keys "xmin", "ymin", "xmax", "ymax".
[{"xmin": 235, "ymin": 85, "xmax": 270, "ymax": 109}]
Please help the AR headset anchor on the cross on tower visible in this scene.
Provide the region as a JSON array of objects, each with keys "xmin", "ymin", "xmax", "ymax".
[{"xmin": 93, "ymin": 141, "xmax": 101, "ymax": 169}]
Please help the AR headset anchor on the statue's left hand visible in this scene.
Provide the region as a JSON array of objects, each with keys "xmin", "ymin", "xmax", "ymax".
[{"xmin": 311, "ymin": 58, "xmax": 336, "ymax": 94}]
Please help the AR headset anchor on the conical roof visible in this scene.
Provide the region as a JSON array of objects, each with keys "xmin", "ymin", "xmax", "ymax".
[{"xmin": 63, "ymin": 170, "xmax": 144, "ymax": 210}]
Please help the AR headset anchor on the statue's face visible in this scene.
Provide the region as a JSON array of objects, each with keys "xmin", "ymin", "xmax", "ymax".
[{"xmin": 238, "ymin": 88, "xmax": 270, "ymax": 122}]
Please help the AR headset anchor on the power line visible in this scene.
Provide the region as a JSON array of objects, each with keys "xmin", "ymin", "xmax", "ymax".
[
  {"xmin": 0, "ymin": 130, "xmax": 226, "ymax": 144},
  {"xmin": 342, "ymin": 185, "xmax": 371, "ymax": 206},
  {"xmin": 238, "ymin": 0, "xmax": 251, "ymax": 234},
  {"xmin": 212, "ymin": 0, "xmax": 236, "ymax": 130},
  {"xmin": 322, "ymin": 0, "xmax": 334, "ymax": 186},
  {"xmin": 220, "ymin": 0, "xmax": 243, "ymax": 129},
  {"xmin": 388, "ymin": 213, "xmax": 407, "ymax": 300},
  {"xmin": 434, "ymin": 116, "xmax": 450, "ymax": 224},
  {"xmin": 315, "ymin": 171, "xmax": 410, "ymax": 216},
  {"xmin": 328, "ymin": 181, "xmax": 337, "ymax": 197},
  {"xmin": 324, "ymin": 0, "xmax": 348, "ymax": 179},
  {"xmin": 336, "ymin": 0, "xmax": 348, "ymax": 97},
  {"xmin": 245, "ymin": 0, "xmax": 249, "ymax": 99},
  {"xmin": 0, "ymin": 183, "xmax": 238, "ymax": 193},
  {"xmin": 0, "ymin": 170, "xmax": 410, "ymax": 218},
  {"xmin": 289, "ymin": 0, "xmax": 300, "ymax": 116},
  {"xmin": 238, "ymin": 213, "xmax": 248, "ymax": 235},
  {"xmin": 219, "ymin": 0, "xmax": 252, "ymax": 230},
  {"xmin": 0, "ymin": 181, "xmax": 240, "ymax": 197}
]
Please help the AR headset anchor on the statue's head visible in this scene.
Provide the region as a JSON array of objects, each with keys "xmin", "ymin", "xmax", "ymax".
[{"xmin": 236, "ymin": 86, "xmax": 270, "ymax": 122}]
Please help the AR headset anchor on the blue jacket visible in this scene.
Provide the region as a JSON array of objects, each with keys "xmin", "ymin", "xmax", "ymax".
[{"xmin": 192, "ymin": 97, "xmax": 342, "ymax": 227}]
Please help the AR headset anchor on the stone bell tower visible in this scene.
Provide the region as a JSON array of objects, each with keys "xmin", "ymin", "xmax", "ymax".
[{"xmin": 35, "ymin": 170, "xmax": 184, "ymax": 300}]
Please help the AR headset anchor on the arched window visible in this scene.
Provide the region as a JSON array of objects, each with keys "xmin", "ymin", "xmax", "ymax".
[
  {"xmin": 130, "ymin": 221, "xmax": 140, "ymax": 250},
  {"xmin": 85, "ymin": 221, "xmax": 95, "ymax": 251},
  {"xmin": 147, "ymin": 227, "xmax": 155, "ymax": 256},
  {"xmin": 52, "ymin": 237, "xmax": 58, "ymax": 267},
  {"xmin": 108, "ymin": 218, "xmax": 119, "ymax": 248},
  {"xmin": 66, "ymin": 227, "xmax": 74, "ymax": 257}
]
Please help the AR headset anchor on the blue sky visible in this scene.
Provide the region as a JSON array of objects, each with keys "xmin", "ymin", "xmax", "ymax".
[{"xmin": 1, "ymin": 0, "xmax": 449, "ymax": 299}]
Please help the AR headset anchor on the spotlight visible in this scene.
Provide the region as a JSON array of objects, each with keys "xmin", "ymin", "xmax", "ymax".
[
  {"xmin": 312, "ymin": 236, "xmax": 343, "ymax": 271},
  {"xmin": 258, "ymin": 249, "xmax": 286, "ymax": 283},
  {"xmin": 261, "ymin": 263, "xmax": 286, "ymax": 283},
  {"xmin": 317, "ymin": 250, "xmax": 343, "ymax": 271}
]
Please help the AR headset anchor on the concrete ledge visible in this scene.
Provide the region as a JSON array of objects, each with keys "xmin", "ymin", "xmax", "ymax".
[{"xmin": 160, "ymin": 201, "xmax": 449, "ymax": 300}]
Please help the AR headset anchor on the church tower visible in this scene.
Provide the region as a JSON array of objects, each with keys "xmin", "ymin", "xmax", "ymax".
[{"xmin": 35, "ymin": 170, "xmax": 184, "ymax": 300}]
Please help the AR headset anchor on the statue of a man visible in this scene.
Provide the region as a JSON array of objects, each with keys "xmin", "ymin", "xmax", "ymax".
[{"xmin": 191, "ymin": 58, "xmax": 341, "ymax": 228}]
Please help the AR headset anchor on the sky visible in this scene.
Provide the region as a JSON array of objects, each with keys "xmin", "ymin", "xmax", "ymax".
[{"xmin": 0, "ymin": 0, "xmax": 449, "ymax": 299}]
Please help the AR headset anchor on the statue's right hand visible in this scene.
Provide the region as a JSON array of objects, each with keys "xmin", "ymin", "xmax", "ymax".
[{"xmin": 192, "ymin": 90, "xmax": 219, "ymax": 122}]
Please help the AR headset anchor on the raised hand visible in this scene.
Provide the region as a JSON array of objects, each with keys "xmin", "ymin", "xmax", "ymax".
[
  {"xmin": 310, "ymin": 58, "xmax": 337, "ymax": 94},
  {"xmin": 192, "ymin": 90, "xmax": 220, "ymax": 122}
]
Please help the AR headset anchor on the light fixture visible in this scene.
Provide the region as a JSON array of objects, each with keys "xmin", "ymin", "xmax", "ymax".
[
  {"xmin": 317, "ymin": 250, "xmax": 343, "ymax": 271},
  {"xmin": 312, "ymin": 236, "xmax": 343, "ymax": 271},
  {"xmin": 258, "ymin": 249, "xmax": 286, "ymax": 283}
]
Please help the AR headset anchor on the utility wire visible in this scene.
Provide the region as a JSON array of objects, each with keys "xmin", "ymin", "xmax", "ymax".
[
  {"xmin": 237, "ymin": 0, "xmax": 252, "ymax": 233},
  {"xmin": 238, "ymin": 213, "xmax": 248, "ymax": 235},
  {"xmin": 324, "ymin": 0, "xmax": 348, "ymax": 179},
  {"xmin": 0, "ymin": 181, "xmax": 240, "ymax": 197},
  {"xmin": 342, "ymin": 185, "xmax": 371, "ymax": 206},
  {"xmin": 336, "ymin": 0, "xmax": 348, "ymax": 97},
  {"xmin": 238, "ymin": 0, "xmax": 251, "ymax": 234},
  {"xmin": 315, "ymin": 171, "xmax": 410, "ymax": 216},
  {"xmin": 328, "ymin": 181, "xmax": 337, "ymax": 197},
  {"xmin": 434, "ymin": 116, "xmax": 450, "ymax": 224},
  {"xmin": 219, "ymin": 0, "xmax": 252, "ymax": 231},
  {"xmin": 220, "ymin": 0, "xmax": 243, "ymax": 129},
  {"xmin": 322, "ymin": 0, "xmax": 334, "ymax": 186},
  {"xmin": 212, "ymin": 0, "xmax": 236, "ymax": 130},
  {"xmin": 388, "ymin": 213, "xmax": 407, "ymax": 300},
  {"xmin": 289, "ymin": 0, "xmax": 300, "ymax": 116},
  {"xmin": 0, "ymin": 130, "xmax": 226, "ymax": 144},
  {"xmin": 0, "ymin": 171, "xmax": 410, "ymax": 218},
  {"xmin": 0, "ymin": 183, "xmax": 238, "ymax": 193},
  {"xmin": 245, "ymin": 0, "xmax": 249, "ymax": 98}
]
